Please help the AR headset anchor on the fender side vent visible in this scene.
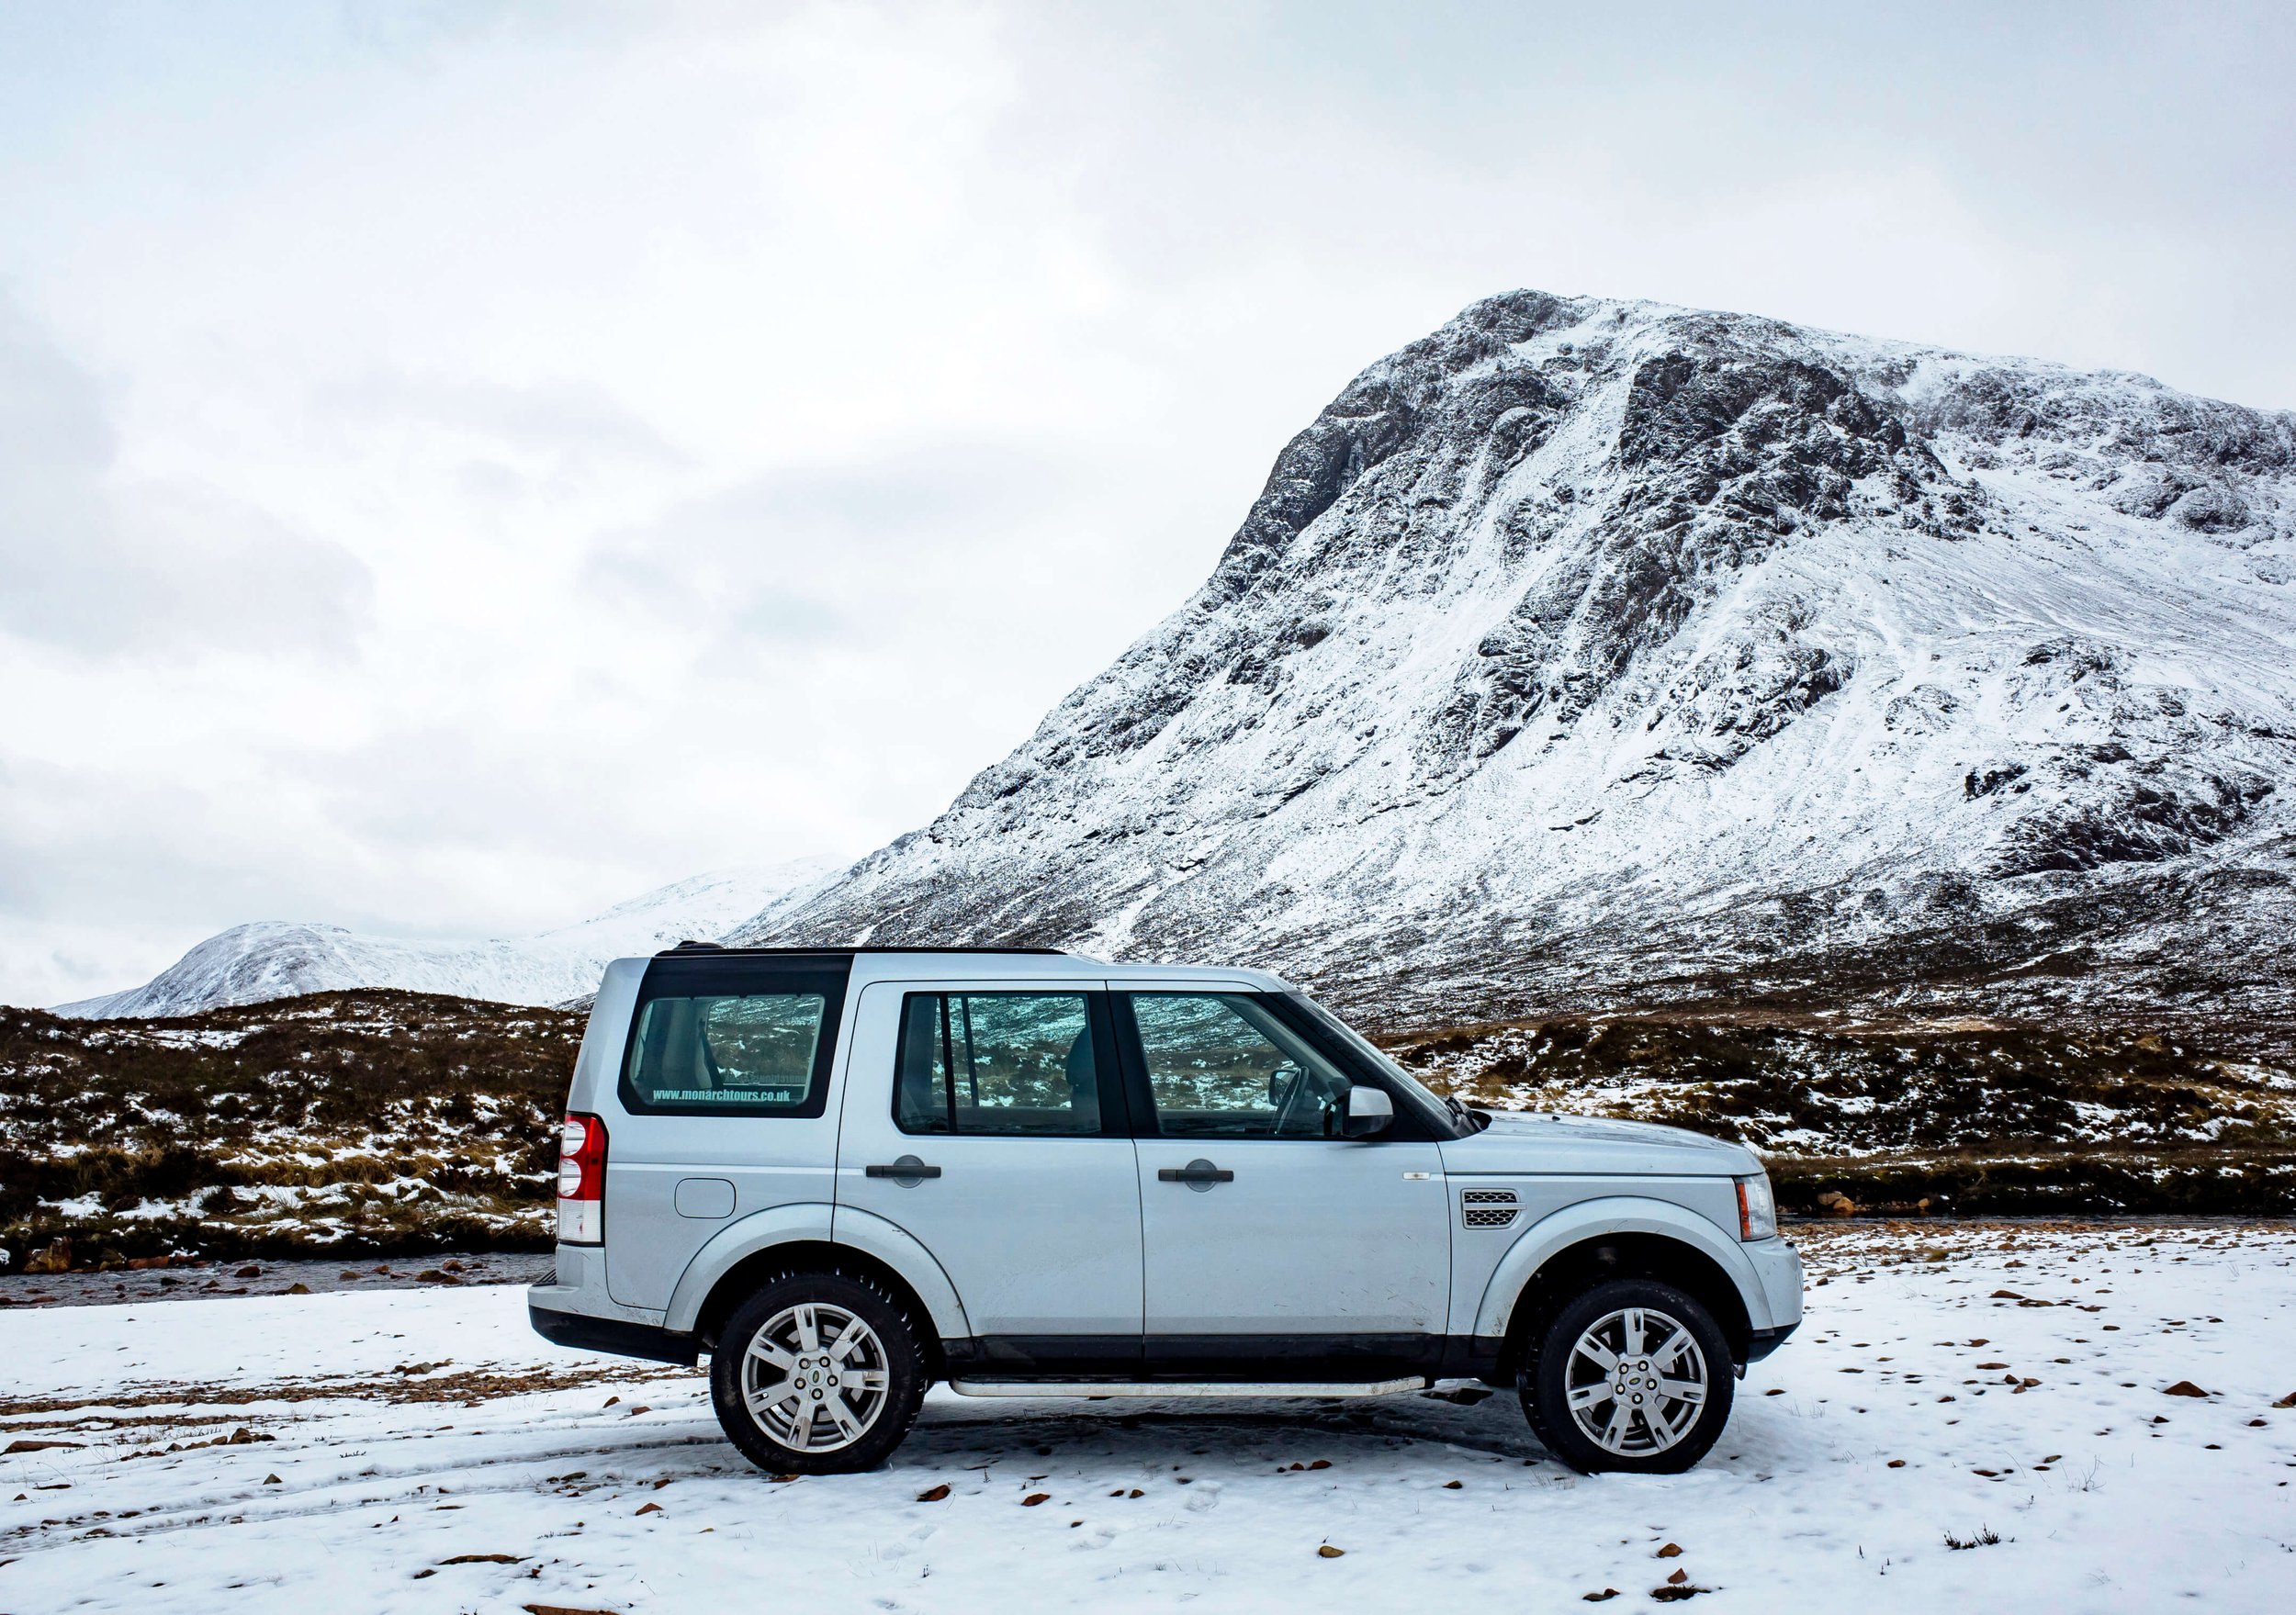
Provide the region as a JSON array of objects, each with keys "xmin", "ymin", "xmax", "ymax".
[{"xmin": 1461, "ymin": 1188, "xmax": 1518, "ymax": 1228}]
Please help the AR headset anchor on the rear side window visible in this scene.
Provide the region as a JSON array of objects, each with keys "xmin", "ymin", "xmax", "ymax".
[
  {"xmin": 622, "ymin": 992, "xmax": 830, "ymax": 1116},
  {"xmin": 895, "ymin": 993, "xmax": 1109, "ymax": 1136}
]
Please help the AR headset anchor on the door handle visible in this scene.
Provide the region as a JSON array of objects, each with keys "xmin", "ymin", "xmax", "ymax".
[
  {"xmin": 864, "ymin": 1156, "xmax": 941, "ymax": 1183},
  {"xmin": 1157, "ymin": 1159, "xmax": 1234, "ymax": 1186}
]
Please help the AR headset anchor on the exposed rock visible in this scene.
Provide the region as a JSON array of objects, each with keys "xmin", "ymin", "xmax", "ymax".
[{"xmin": 747, "ymin": 290, "xmax": 2296, "ymax": 1045}]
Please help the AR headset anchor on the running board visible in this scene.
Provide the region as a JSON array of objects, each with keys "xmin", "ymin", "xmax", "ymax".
[{"xmin": 947, "ymin": 1376, "xmax": 1429, "ymax": 1399}]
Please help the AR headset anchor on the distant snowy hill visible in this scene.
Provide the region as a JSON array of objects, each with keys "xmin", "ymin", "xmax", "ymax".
[
  {"xmin": 739, "ymin": 290, "xmax": 2296, "ymax": 1041},
  {"xmin": 55, "ymin": 859, "xmax": 846, "ymax": 1019}
]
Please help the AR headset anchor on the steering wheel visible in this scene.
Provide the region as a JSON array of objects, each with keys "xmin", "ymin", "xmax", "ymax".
[{"xmin": 1272, "ymin": 1063, "xmax": 1330, "ymax": 1136}]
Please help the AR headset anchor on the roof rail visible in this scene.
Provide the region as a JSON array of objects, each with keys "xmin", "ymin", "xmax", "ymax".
[{"xmin": 650, "ymin": 943, "xmax": 1071, "ymax": 959}]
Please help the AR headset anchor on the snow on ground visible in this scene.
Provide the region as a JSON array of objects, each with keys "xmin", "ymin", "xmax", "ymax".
[{"xmin": 4, "ymin": 1222, "xmax": 2292, "ymax": 1613}]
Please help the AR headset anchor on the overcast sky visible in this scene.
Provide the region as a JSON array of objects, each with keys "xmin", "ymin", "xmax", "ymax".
[{"xmin": 2, "ymin": 0, "xmax": 2291, "ymax": 1007}]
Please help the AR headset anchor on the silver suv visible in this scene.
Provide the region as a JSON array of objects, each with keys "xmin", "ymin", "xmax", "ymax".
[{"xmin": 529, "ymin": 947, "xmax": 1802, "ymax": 1475}]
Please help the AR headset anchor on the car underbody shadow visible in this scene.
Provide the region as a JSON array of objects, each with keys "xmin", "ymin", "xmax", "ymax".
[{"xmin": 898, "ymin": 1387, "xmax": 1552, "ymax": 1469}]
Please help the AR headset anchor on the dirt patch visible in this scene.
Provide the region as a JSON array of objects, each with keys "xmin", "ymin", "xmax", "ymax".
[{"xmin": 2, "ymin": 1362, "xmax": 692, "ymax": 1422}]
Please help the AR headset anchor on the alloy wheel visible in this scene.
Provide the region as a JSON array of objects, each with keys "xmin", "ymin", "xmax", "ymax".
[
  {"xmin": 1561, "ymin": 1305, "xmax": 1710, "ymax": 1457},
  {"xmin": 739, "ymin": 1301, "xmax": 892, "ymax": 1453}
]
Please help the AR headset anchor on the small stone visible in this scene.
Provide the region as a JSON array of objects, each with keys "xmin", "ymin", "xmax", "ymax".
[
  {"xmin": 1022, "ymin": 1493, "xmax": 1051, "ymax": 1507},
  {"xmin": 917, "ymin": 1484, "xmax": 951, "ymax": 1502},
  {"xmin": 2162, "ymin": 1381, "xmax": 2210, "ymax": 1398},
  {"xmin": 1656, "ymin": 1543, "xmax": 1683, "ymax": 1558},
  {"xmin": 1317, "ymin": 1543, "xmax": 1345, "ymax": 1558}
]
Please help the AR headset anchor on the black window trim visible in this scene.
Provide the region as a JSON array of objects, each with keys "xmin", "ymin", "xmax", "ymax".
[{"xmin": 891, "ymin": 988, "xmax": 1131, "ymax": 1139}]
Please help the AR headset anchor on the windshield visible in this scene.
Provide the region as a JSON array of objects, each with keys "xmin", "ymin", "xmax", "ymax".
[{"xmin": 1280, "ymin": 991, "xmax": 1470, "ymax": 1135}]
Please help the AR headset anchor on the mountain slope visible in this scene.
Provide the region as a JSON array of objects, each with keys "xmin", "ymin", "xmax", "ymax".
[
  {"xmin": 741, "ymin": 291, "xmax": 2296, "ymax": 1042},
  {"xmin": 55, "ymin": 858, "xmax": 845, "ymax": 1019}
]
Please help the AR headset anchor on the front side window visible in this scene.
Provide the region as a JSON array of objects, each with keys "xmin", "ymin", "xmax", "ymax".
[
  {"xmin": 895, "ymin": 993, "xmax": 1103, "ymax": 1136},
  {"xmin": 623, "ymin": 992, "xmax": 828, "ymax": 1114},
  {"xmin": 1128, "ymin": 993, "xmax": 1354, "ymax": 1138}
]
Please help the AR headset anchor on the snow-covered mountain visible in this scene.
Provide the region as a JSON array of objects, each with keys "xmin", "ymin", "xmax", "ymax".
[
  {"xmin": 55, "ymin": 858, "xmax": 846, "ymax": 1019},
  {"xmin": 740, "ymin": 291, "xmax": 2296, "ymax": 1041}
]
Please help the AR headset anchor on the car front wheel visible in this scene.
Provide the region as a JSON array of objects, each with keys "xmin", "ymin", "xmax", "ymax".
[
  {"xmin": 709, "ymin": 1269, "xmax": 928, "ymax": 1475},
  {"xmin": 1520, "ymin": 1277, "xmax": 1734, "ymax": 1475}
]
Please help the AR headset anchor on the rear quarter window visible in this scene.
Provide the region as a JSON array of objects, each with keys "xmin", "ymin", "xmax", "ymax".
[{"xmin": 620, "ymin": 990, "xmax": 834, "ymax": 1116}]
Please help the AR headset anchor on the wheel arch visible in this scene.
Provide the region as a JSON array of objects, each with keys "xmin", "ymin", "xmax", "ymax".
[
  {"xmin": 664, "ymin": 1203, "xmax": 971, "ymax": 1352},
  {"xmin": 1474, "ymin": 1197, "xmax": 1766, "ymax": 1372}
]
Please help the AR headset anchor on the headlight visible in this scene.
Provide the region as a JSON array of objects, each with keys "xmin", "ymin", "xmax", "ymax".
[{"xmin": 1736, "ymin": 1173, "xmax": 1777, "ymax": 1241}]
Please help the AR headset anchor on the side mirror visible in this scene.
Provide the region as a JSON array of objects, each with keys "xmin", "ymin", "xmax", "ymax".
[{"xmin": 1341, "ymin": 1084, "xmax": 1393, "ymax": 1138}]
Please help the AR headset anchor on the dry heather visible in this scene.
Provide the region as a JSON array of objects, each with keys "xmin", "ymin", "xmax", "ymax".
[
  {"xmin": 8, "ymin": 990, "xmax": 2296, "ymax": 1267},
  {"xmin": 0, "ymin": 991, "xmax": 581, "ymax": 1269},
  {"xmin": 1390, "ymin": 1013, "xmax": 2296, "ymax": 1214}
]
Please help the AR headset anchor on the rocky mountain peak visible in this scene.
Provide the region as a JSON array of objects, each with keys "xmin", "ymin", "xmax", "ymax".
[{"xmin": 748, "ymin": 291, "xmax": 2296, "ymax": 1045}]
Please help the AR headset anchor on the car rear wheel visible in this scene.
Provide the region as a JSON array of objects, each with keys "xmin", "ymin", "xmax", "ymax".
[
  {"xmin": 1520, "ymin": 1277, "xmax": 1733, "ymax": 1474},
  {"xmin": 709, "ymin": 1270, "xmax": 928, "ymax": 1475}
]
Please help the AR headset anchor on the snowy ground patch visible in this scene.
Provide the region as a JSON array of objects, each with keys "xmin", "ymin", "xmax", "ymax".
[{"xmin": 4, "ymin": 1222, "xmax": 2292, "ymax": 1612}]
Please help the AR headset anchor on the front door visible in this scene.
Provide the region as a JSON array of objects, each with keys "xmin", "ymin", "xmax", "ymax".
[
  {"xmin": 1120, "ymin": 991, "xmax": 1451, "ymax": 1376},
  {"xmin": 835, "ymin": 981, "xmax": 1142, "ymax": 1371}
]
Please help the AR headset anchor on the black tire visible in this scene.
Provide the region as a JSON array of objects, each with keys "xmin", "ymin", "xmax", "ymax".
[
  {"xmin": 709, "ymin": 1268, "xmax": 929, "ymax": 1475},
  {"xmin": 1520, "ymin": 1277, "xmax": 1734, "ymax": 1475}
]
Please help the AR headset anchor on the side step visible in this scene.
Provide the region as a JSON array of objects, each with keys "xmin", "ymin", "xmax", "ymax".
[{"xmin": 947, "ymin": 1376, "xmax": 1429, "ymax": 1399}]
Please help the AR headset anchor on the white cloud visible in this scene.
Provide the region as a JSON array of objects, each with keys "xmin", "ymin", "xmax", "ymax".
[
  {"xmin": 0, "ymin": 297, "xmax": 373, "ymax": 656},
  {"xmin": 0, "ymin": 0, "xmax": 2290, "ymax": 1005}
]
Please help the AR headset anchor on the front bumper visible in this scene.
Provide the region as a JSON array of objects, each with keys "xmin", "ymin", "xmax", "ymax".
[
  {"xmin": 1743, "ymin": 1319, "xmax": 1800, "ymax": 1362},
  {"xmin": 1742, "ymin": 1234, "xmax": 1805, "ymax": 1334}
]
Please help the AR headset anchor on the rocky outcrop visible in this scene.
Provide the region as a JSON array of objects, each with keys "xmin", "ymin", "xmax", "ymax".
[{"xmin": 749, "ymin": 291, "xmax": 2296, "ymax": 1043}]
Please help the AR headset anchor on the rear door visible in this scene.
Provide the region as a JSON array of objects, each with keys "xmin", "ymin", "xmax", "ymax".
[
  {"xmin": 834, "ymin": 980, "xmax": 1142, "ymax": 1369},
  {"xmin": 1120, "ymin": 990, "xmax": 1450, "ymax": 1375}
]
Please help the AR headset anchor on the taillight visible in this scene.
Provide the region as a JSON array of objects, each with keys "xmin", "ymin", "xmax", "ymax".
[{"xmin": 557, "ymin": 1113, "xmax": 607, "ymax": 1245}]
